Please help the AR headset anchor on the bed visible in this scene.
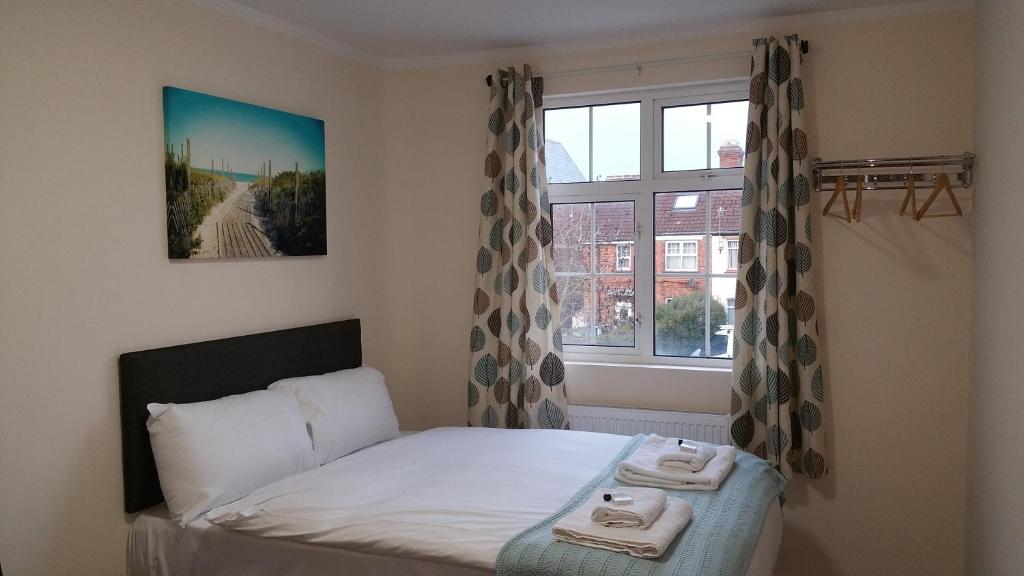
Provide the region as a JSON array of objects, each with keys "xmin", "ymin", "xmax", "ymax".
[{"xmin": 120, "ymin": 319, "xmax": 783, "ymax": 576}]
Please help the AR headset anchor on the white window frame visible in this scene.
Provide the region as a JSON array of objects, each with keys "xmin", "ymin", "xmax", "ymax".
[
  {"xmin": 545, "ymin": 78, "xmax": 748, "ymax": 369},
  {"xmin": 727, "ymin": 239, "xmax": 740, "ymax": 270},
  {"xmin": 615, "ymin": 243, "xmax": 632, "ymax": 271},
  {"xmin": 664, "ymin": 239, "xmax": 698, "ymax": 272},
  {"xmin": 550, "ymin": 195, "xmax": 640, "ymax": 358}
]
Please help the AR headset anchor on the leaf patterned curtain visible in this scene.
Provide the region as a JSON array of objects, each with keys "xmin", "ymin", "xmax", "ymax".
[
  {"xmin": 468, "ymin": 65, "xmax": 569, "ymax": 429},
  {"xmin": 730, "ymin": 36, "xmax": 827, "ymax": 479}
]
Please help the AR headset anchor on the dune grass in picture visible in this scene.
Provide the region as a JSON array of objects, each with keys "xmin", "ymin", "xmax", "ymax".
[{"xmin": 163, "ymin": 87, "xmax": 326, "ymax": 259}]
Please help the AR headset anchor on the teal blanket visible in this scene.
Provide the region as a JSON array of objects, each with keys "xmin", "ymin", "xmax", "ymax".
[{"xmin": 496, "ymin": 435, "xmax": 786, "ymax": 576}]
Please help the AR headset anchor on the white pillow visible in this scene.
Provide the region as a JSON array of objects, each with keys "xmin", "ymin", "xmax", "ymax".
[
  {"xmin": 146, "ymin": 389, "xmax": 317, "ymax": 526},
  {"xmin": 269, "ymin": 366, "xmax": 400, "ymax": 465}
]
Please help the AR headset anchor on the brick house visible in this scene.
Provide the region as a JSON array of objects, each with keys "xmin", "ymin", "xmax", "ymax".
[{"xmin": 550, "ymin": 141, "xmax": 743, "ymax": 344}]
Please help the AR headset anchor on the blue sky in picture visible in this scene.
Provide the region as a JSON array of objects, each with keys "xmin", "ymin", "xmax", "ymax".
[{"xmin": 163, "ymin": 87, "xmax": 325, "ymax": 178}]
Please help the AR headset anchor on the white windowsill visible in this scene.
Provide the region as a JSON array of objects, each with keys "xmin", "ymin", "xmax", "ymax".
[{"xmin": 565, "ymin": 359, "xmax": 731, "ymax": 373}]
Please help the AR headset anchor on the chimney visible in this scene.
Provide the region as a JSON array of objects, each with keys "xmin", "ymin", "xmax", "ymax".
[{"xmin": 717, "ymin": 140, "xmax": 744, "ymax": 168}]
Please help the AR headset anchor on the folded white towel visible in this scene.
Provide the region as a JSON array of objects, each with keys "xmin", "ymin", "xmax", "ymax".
[
  {"xmin": 590, "ymin": 487, "xmax": 667, "ymax": 529},
  {"xmin": 657, "ymin": 443, "xmax": 717, "ymax": 472},
  {"xmin": 554, "ymin": 493, "xmax": 692, "ymax": 559},
  {"xmin": 616, "ymin": 435, "xmax": 736, "ymax": 491}
]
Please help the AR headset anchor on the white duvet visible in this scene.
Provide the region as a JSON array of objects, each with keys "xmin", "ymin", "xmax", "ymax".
[{"xmin": 205, "ymin": 427, "xmax": 629, "ymax": 570}]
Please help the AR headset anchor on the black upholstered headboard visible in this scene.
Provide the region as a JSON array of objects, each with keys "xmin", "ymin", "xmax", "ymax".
[{"xmin": 119, "ymin": 319, "xmax": 362, "ymax": 514}]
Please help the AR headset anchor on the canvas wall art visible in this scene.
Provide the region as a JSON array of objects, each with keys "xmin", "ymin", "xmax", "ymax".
[{"xmin": 163, "ymin": 87, "xmax": 326, "ymax": 259}]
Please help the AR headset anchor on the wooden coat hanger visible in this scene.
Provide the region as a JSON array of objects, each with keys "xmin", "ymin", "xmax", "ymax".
[
  {"xmin": 823, "ymin": 166, "xmax": 852, "ymax": 223},
  {"xmin": 914, "ymin": 172, "xmax": 963, "ymax": 220},
  {"xmin": 852, "ymin": 170, "xmax": 864, "ymax": 223},
  {"xmin": 899, "ymin": 161, "xmax": 918, "ymax": 217}
]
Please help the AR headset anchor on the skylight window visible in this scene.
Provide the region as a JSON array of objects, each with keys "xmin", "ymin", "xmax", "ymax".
[{"xmin": 674, "ymin": 195, "xmax": 699, "ymax": 210}]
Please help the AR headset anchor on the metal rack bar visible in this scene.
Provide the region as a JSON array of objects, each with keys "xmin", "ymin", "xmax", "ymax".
[{"xmin": 812, "ymin": 152, "xmax": 975, "ymax": 192}]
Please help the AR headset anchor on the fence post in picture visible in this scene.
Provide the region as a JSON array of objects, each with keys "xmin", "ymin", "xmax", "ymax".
[
  {"xmin": 185, "ymin": 138, "xmax": 191, "ymax": 190},
  {"xmin": 294, "ymin": 161, "xmax": 299, "ymax": 225}
]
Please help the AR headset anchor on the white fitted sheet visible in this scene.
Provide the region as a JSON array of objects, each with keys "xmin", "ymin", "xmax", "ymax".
[{"xmin": 129, "ymin": 428, "xmax": 782, "ymax": 576}]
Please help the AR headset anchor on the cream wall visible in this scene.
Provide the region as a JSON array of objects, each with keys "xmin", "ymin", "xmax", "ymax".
[
  {"xmin": 380, "ymin": 8, "xmax": 974, "ymax": 576},
  {"xmin": 0, "ymin": 1, "xmax": 384, "ymax": 574},
  {"xmin": 967, "ymin": 1, "xmax": 1024, "ymax": 574}
]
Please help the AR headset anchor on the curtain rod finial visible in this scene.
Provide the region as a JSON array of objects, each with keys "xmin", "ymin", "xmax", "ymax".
[{"xmin": 800, "ymin": 40, "xmax": 809, "ymax": 54}]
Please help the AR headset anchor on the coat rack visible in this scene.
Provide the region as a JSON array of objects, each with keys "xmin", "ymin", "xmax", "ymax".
[{"xmin": 812, "ymin": 153, "xmax": 975, "ymax": 222}]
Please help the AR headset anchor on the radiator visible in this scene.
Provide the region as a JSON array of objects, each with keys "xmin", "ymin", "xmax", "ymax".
[{"xmin": 568, "ymin": 404, "xmax": 731, "ymax": 445}]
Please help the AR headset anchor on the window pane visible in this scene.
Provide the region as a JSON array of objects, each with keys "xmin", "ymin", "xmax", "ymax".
[
  {"xmin": 552, "ymin": 203, "xmax": 593, "ymax": 273},
  {"xmin": 710, "ymin": 277, "xmax": 736, "ymax": 358},
  {"xmin": 552, "ymin": 200, "xmax": 636, "ymax": 349},
  {"xmin": 709, "ymin": 189, "xmax": 743, "ymax": 274},
  {"xmin": 655, "ymin": 192, "xmax": 706, "ymax": 236},
  {"xmin": 654, "ymin": 190, "xmax": 733, "ymax": 359},
  {"xmin": 654, "ymin": 278, "xmax": 706, "ymax": 357},
  {"xmin": 709, "ymin": 101, "xmax": 748, "ymax": 169},
  {"xmin": 663, "ymin": 105, "xmax": 708, "ymax": 171},
  {"xmin": 597, "ymin": 275, "xmax": 635, "ymax": 346},
  {"xmin": 663, "ymin": 100, "xmax": 748, "ymax": 171},
  {"xmin": 593, "ymin": 103, "xmax": 640, "ymax": 182},
  {"xmin": 545, "ymin": 107, "xmax": 589, "ymax": 182},
  {"xmin": 656, "ymin": 192, "xmax": 706, "ymax": 274},
  {"xmin": 615, "ymin": 245, "xmax": 631, "ymax": 271},
  {"xmin": 557, "ymin": 276, "xmax": 592, "ymax": 345}
]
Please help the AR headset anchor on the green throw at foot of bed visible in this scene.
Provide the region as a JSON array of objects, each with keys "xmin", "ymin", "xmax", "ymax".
[{"xmin": 495, "ymin": 434, "xmax": 786, "ymax": 576}]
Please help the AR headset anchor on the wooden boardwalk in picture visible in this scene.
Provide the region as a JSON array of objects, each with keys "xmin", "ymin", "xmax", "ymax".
[
  {"xmin": 216, "ymin": 188, "xmax": 275, "ymax": 258},
  {"xmin": 195, "ymin": 182, "xmax": 277, "ymax": 258}
]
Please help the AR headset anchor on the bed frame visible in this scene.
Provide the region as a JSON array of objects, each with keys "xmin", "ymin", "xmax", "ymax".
[{"xmin": 118, "ymin": 319, "xmax": 362, "ymax": 514}]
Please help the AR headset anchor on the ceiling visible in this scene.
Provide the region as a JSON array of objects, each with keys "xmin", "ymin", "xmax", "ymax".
[{"xmin": 206, "ymin": 0, "xmax": 932, "ymax": 64}]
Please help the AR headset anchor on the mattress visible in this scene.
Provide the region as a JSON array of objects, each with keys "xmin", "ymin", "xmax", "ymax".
[{"xmin": 129, "ymin": 428, "xmax": 782, "ymax": 576}]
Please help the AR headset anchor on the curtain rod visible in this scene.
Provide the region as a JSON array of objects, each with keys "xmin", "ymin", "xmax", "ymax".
[{"xmin": 485, "ymin": 40, "xmax": 809, "ymax": 86}]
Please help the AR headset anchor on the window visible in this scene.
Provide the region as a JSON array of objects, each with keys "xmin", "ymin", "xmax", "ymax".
[
  {"xmin": 665, "ymin": 240, "xmax": 698, "ymax": 272},
  {"xmin": 655, "ymin": 191, "xmax": 738, "ymax": 358},
  {"xmin": 615, "ymin": 301, "xmax": 634, "ymax": 320},
  {"xmin": 552, "ymin": 201, "xmax": 636, "ymax": 347},
  {"xmin": 544, "ymin": 102, "xmax": 640, "ymax": 183},
  {"xmin": 673, "ymin": 194, "xmax": 699, "ymax": 210},
  {"xmin": 545, "ymin": 79, "xmax": 747, "ymax": 366},
  {"xmin": 662, "ymin": 100, "xmax": 747, "ymax": 171},
  {"xmin": 615, "ymin": 244, "xmax": 632, "ymax": 271},
  {"xmin": 727, "ymin": 239, "xmax": 739, "ymax": 270}
]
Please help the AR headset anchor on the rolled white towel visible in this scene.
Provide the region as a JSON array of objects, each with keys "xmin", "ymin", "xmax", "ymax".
[
  {"xmin": 554, "ymin": 493, "xmax": 693, "ymax": 559},
  {"xmin": 590, "ymin": 487, "xmax": 667, "ymax": 529},
  {"xmin": 657, "ymin": 443, "xmax": 717, "ymax": 472},
  {"xmin": 616, "ymin": 435, "xmax": 736, "ymax": 491}
]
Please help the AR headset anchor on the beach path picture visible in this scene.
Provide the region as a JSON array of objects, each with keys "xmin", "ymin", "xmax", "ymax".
[{"xmin": 163, "ymin": 87, "xmax": 326, "ymax": 259}]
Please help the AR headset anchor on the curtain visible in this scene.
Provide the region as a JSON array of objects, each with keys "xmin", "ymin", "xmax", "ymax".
[
  {"xmin": 730, "ymin": 36, "xmax": 828, "ymax": 479},
  {"xmin": 468, "ymin": 65, "xmax": 569, "ymax": 429}
]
